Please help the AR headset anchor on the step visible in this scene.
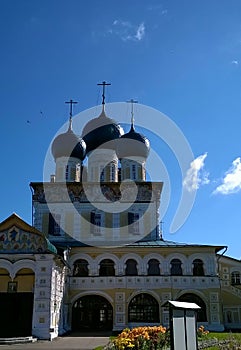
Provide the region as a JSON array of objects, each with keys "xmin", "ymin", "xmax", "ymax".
[{"xmin": 0, "ymin": 336, "xmax": 37, "ymax": 344}]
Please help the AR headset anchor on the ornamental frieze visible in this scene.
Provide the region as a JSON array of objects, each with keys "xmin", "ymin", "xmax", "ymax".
[{"xmin": 31, "ymin": 182, "xmax": 162, "ymax": 203}]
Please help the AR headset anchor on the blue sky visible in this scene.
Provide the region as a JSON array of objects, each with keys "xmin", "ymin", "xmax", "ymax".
[{"xmin": 0, "ymin": 0, "xmax": 241, "ymax": 258}]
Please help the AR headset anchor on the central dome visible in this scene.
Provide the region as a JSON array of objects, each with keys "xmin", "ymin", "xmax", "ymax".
[{"xmin": 81, "ymin": 108, "xmax": 123, "ymax": 154}]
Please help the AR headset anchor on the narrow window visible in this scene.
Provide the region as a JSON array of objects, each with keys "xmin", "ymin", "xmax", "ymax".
[
  {"xmin": 110, "ymin": 163, "xmax": 115, "ymax": 181},
  {"xmin": 193, "ymin": 259, "xmax": 204, "ymax": 276},
  {"xmin": 65, "ymin": 165, "xmax": 69, "ymax": 180},
  {"xmin": 90, "ymin": 212, "xmax": 102, "ymax": 235},
  {"xmin": 73, "ymin": 259, "xmax": 89, "ymax": 277},
  {"xmin": 128, "ymin": 212, "xmax": 139, "ymax": 234},
  {"xmin": 125, "ymin": 259, "xmax": 138, "ymax": 275},
  {"xmin": 231, "ymin": 271, "xmax": 241, "ymax": 285},
  {"xmin": 170, "ymin": 258, "xmax": 182, "ymax": 276},
  {"xmin": 148, "ymin": 259, "xmax": 160, "ymax": 275},
  {"xmin": 100, "ymin": 167, "xmax": 105, "ymax": 182},
  {"xmin": 99, "ymin": 259, "xmax": 115, "ymax": 276},
  {"xmin": 132, "ymin": 164, "xmax": 136, "ymax": 180},
  {"xmin": 49, "ymin": 213, "xmax": 61, "ymax": 236}
]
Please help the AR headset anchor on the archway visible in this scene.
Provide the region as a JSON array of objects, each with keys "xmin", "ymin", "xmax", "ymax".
[
  {"xmin": 178, "ymin": 293, "xmax": 207, "ymax": 322},
  {"xmin": 72, "ymin": 295, "xmax": 113, "ymax": 331}
]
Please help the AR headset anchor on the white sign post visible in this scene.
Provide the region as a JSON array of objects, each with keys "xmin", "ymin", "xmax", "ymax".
[{"xmin": 162, "ymin": 300, "xmax": 201, "ymax": 350}]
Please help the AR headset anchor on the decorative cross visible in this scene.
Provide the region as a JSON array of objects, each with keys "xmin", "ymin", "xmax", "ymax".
[
  {"xmin": 97, "ymin": 81, "xmax": 111, "ymax": 105},
  {"xmin": 127, "ymin": 99, "xmax": 138, "ymax": 127},
  {"xmin": 65, "ymin": 99, "xmax": 78, "ymax": 118}
]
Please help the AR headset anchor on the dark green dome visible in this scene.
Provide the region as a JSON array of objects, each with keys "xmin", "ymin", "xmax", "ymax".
[
  {"xmin": 116, "ymin": 125, "xmax": 150, "ymax": 159},
  {"xmin": 52, "ymin": 122, "xmax": 86, "ymax": 161},
  {"xmin": 81, "ymin": 108, "xmax": 123, "ymax": 154}
]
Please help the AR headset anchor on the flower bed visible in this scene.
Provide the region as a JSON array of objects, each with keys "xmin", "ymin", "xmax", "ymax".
[
  {"xmin": 103, "ymin": 325, "xmax": 241, "ymax": 350},
  {"xmin": 104, "ymin": 326, "xmax": 170, "ymax": 350}
]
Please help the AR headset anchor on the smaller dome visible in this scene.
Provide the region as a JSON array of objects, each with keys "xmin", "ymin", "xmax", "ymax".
[
  {"xmin": 116, "ymin": 125, "xmax": 150, "ymax": 159},
  {"xmin": 82, "ymin": 108, "xmax": 123, "ymax": 154},
  {"xmin": 52, "ymin": 121, "xmax": 86, "ymax": 161}
]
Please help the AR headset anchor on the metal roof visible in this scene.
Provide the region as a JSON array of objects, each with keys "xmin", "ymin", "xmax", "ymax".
[
  {"xmin": 162, "ymin": 300, "xmax": 201, "ymax": 309},
  {"xmin": 125, "ymin": 239, "xmax": 225, "ymax": 251}
]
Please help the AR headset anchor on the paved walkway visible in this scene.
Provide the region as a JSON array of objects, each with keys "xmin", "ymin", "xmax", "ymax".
[{"xmin": 0, "ymin": 335, "xmax": 110, "ymax": 350}]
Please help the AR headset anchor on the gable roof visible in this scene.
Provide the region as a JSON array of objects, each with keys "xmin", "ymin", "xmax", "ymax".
[
  {"xmin": 0, "ymin": 213, "xmax": 57, "ymax": 254},
  {"xmin": 162, "ymin": 300, "xmax": 201, "ymax": 309},
  {"xmin": 218, "ymin": 253, "xmax": 241, "ymax": 264}
]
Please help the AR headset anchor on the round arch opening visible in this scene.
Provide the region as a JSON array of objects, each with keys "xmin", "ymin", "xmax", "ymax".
[
  {"xmin": 72, "ymin": 295, "xmax": 113, "ymax": 332},
  {"xmin": 177, "ymin": 293, "xmax": 207, "ymax": 322}
]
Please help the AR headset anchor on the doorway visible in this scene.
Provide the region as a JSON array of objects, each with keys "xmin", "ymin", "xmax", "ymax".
[
  {"xmin": 0, "ymin": 292, "xmax": 34, "ymax": 337},
  {"xmin": 72, "ymin": 295, "xmax": 113, "ymax": 332}
]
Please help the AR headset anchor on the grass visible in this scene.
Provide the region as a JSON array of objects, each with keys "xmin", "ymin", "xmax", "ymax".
[
  {"xmin": 199, "ymin": 332, "xmax": 241, "ymax": 349},
  {"xmin": 94, "ymin": 331, "xmax": 241, "ymax": 350}
]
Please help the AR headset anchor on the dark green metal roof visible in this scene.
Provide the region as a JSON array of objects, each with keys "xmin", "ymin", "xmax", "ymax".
[
  {"xmin": 124, "ymin": 239, "xmax": 226, "ymax": 252},
  {"xmin": 45, "ymin": 238, "xmax": 58, "ymax": 254},
  {"xmin": 125, "ymin": 240, "xmax": 190, "ymax": 247}
]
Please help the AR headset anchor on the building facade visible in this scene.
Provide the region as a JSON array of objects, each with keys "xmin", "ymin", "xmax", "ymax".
[{"xmin": 0, "ymin": 98, "xmax": 241, "ymax": 339}]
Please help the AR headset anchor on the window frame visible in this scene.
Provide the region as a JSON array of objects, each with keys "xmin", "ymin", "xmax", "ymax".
[{"xmin": 128, "ymin": 293, "xmax": 160, "ymax": 323}]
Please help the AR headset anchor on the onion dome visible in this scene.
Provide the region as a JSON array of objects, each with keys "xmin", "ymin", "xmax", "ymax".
[
  {"xmin": 52, "ymin": 119, "xmax": 86, "ymax": 161},
  {"xmin": 116, "ymin": 124, "xmax": 150, "ymax": 159},
  {"xmin": 82, "ymin": 106, "xmax": 123, "ymax": 154}
]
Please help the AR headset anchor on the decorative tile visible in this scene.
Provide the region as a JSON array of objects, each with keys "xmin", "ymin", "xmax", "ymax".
[{"xmin": 115, "ymin": 292, "xmax": 125, "ymax": 302}]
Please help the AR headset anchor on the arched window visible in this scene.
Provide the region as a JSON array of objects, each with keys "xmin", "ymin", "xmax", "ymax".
[
  {"xmin": 231, "ymin": 271, "xmax": 241, "ymax": 285},
  {"xmin": 178, "ymin": 293, "xmax": 207, "ymax": 322},
  {"xmin": 193, "ymin": 259, "xmax": 204, "ymax": 276},
  {"xmin": 147, "ymin": 259, "xmax": 160, "ymax": 275},
  {"xmin": 128, "ymin": 293, "xmax": 159, "ymax": 322},
  {"xmin": 170, "ymin": 258, "xmax": 183, "ymax": 276},
  {"xmin": 73, "ymin": 259, "xmax": 89, "ymax": 277},
  {"xmin": 99, "ymin": 259, "xmax": 115, "ymax": 276},
  {"xmin": 125, "ymin": 259, "xmax": 138, "ymax": 275}
]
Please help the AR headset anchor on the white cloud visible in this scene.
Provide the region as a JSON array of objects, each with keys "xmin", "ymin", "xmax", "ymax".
[
  {"xmin": 213, "ymin": 157, "xmax": 241, "ymax": 195},
  {"xmin": 135, "ymin": 23, "xmax": 145, "ymax": 41},
  {"xmin": 183, "ymin": 153, "xmax": 209, "ymax": 192},
  {"xmin": 147, "ymin": 4, "xmax": 163, "ymax": 10},
  {"xmin": 147, "ymin": 4, "xmax": 167, "ymax": 14},
  {"xmin": 231, "ymin": 60, "xmax": 239, "ymax": 65},
  {"xmin": 112, "ymin": 20, "xmax": 145, "ymax": 42},
  {"xmin": 113, "ymin": 19, "xmax": 130, "ymax": 27}
]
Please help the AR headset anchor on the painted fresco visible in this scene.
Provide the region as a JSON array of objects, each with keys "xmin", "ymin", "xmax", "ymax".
[{"xmin": 0, "ymin": 227, "xmax": 47, "ymax": 253}]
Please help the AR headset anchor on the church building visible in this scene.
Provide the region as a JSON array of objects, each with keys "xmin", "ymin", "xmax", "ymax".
[{"xmin": 0, "ymin": 85, "xmax": 241, "ymax": 340}]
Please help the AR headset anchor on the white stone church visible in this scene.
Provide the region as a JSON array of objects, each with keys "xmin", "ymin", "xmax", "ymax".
[{"xmin": 0, "ymin": 89, "xmax": 241, "ymax": 340}]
